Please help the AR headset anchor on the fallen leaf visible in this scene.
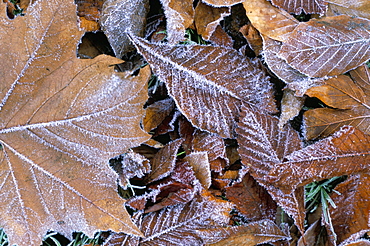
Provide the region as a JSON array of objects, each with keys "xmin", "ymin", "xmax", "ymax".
[
  {"xmin": 209, "ymin": 25, "xmax": 234, "ymax": 47},
  {"xmin": 129, "ymin": 35, "xmax": 276, "ymax": 138},
  {"xmin": 279, "ymin": 15, "xmax": 370, "ymax": 78},
  {"xmin": 297, "ymin": 220, "xmax": 328, "ymax": 246},
  {"xmin": 143, "ymin": 98, "xmax": 175, "ymax": 132},
  {"xmin": 144, "ymin": 139, "xmax": 183, "ymax": 183},
  {"xmin": 243, "ymin": 0, "xmax": 299, "ymax": 42},
  {"xmin": 225, "ymin": 173, "xmax": 277, "ymax": 222},
  {"xmin": 268, "ymin": 126, "xmax": 370, "ymax": 193},
  {"xmin": 240, "ymin": 24, "xmax": 263, "ymax": 56},
  {"xmin": 76, "ymin": 0, "xmax": 105, "ymax": 21},
  {"xmin": 0, "ymin": 0, "xmax": 151, "ymax": 244},
  {"xmin": 202, "ymin": 0, "xmax": 244, "ymax": 7},
  {"xmin": 341, "ymin": 239, "xmax": 370, "ymax": 246},
  {"xmin": 159, "ymin": 0, "xmax": 194, "ymax": 44},
  {"xmin": 279, "ymin": 89, "xmax": 306, "ymax": 129},
  {"xmin": 100, "ymin": 0, "xmax": 149, "ymax": 58},
  {"xmin": 330, "ymin": 173, "xmax": 370, "ymax": 244},
  {"xmin": 194, "ymin": 2, "xmax": 230, "ymax": 41},
  {"xmin": 184, "ymin": 152, "xmax": 212, "ymax": 189},
  {"xmin": 350, "ymin": 64, "xmax": 370, "ymax": 94},
  {"xmin": 270, "ymin": 0, "xmax": 327, "ymax": 14},
  {"xmin": 326, "ymin": 0, "xmax": 370, "ymax": 20},
  {"xmin": 198, "ymin": 219, "xmax": 290, "ymax": 245},
  {"xmin": 304, "ymin": 71, "xmax": 370, "ymax": 139}
]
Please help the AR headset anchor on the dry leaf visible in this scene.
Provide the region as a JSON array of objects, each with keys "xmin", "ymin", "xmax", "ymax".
[
  {"xmin": 76, "ymin": 0, "xmax": 105, "ymax": 21},
  {"xmin": 202, "ymin": 0, "xmax": 244, "ymax": 7},
  {"xmin": 100, "ymin": 0, "xmax": 149, "ymax": 58},
  {"xmin": 270, "ymin": 0, "xmax": 327, "ymax": 14},
  {"xmin": 304, "ymin": 70, "xmax": 370, "ymax": 139},
  {"xmin": 184, "ymin": 152, "xmax": 212, "ymax": 189},
  {"xmin": 160, "ymin": 0, "xmax": 194, "ymax": 44},
  {"xmin": 330, "ymin": 174, "xmax": 370, "ymax": 244},
  {"xmin": 350, "ymin": 64, "xmax": 370, "ymax": 94},
  {"xmin": 198, "ymin": 219, "xmax": 290, "ymax": 245},
  {"xmin": 0, "ymin": 0, "xmax": 151, "ymax": 244},
  {"xmin": 279, "ymin": 15, "xmax": 370, "ymax": 78},
  {"xmin": 243, "ymin": 0, "xmax": 299, "ymax": 42},
  {"xmin": 326, "ymin": 0, "xmax": 370, "ymax": 20},
  {"xmin": 225, "ymin": 173, "xmax": 277, "ymax": 222},
  {"xmin": 240, "ymin": 24, "xmax": 263, "ymax": 56},
  {"xmin": 268, "ymin": 126, "xmax": 370, "ymax": 193},
  {"xmin": 194, "ymin": 2, "xmax": 230, "ymax": 41},
  {"xmin": 143, "ymin": 98, "xmax": 175, "ymax": 132},
  {"xmin": 279, "ymin": 89, "xmax": 306, "ymax": 129},
  {"xmin": 341, "ymin": 239, "xmax": 370, "ymax": 246},
  {"xmin": 129, "ymin": 35, "xmax": 276, "ymax": 138},
  {"xmin": 208, "ymin": 25, "xmax": 234, "ymax": 47},
  {"xmin": 144, "ymin": 139, "xmax": 183, "ymax": 183}
]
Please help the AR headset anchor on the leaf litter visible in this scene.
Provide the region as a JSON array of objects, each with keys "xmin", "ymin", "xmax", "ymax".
[{"xmin": 2, "ymin": 0, "xmax": 370, "ymax": 245}]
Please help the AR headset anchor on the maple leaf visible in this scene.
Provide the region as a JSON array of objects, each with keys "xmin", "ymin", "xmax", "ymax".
[
  {"xmin": 100, "ymin": 0, "xmax": 149, "ymax": 58},
  {"xmin": 129, "ymin": 35, "xmax": 276, "ymax": 138},
  {"xmin": 304, "ymin": 65, "xmax": 370, "ymax": 139},
  {"xmin": 278, "ymin": 15, "xmax": 370, "ymax": 78},
  {"xmin": 0, "ymin": 0, "xmax": 151, "ymax": 244}
]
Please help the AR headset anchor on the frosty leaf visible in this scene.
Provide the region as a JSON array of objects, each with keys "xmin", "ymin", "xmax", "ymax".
[
  {"xmin": 304, "ymin": 71, "xmax": 370, "ymax": 139},
  {"xmin": 184, "ymin": 152, "xmax": 212, "ymax": 189},
  {"xmin": 270, "ymin": 0, "xmax": 327, "ymax": 14},
  {"xmin": 100, "ymin": 0, "xmax": 149, "ymax": 58},
  {"xmin": 139, "ymin": 191, "xmax": 233, "ymax": 245},
  {"xmin": 201, "ymin": 0, "xmax": 244, "ymax": 7},
  {"xmin": 243, "ymin": 0, "xmax": 299, "ymax": 42},
  {"xmin": 225, "ymin": 173, "xmax": 277, "ymax": 222},
  {"xmin": 330, "ymin": 173, "xmax": 370, "ymax": 244},
  {"xmin": 194, "ymin": 2, "xmax": 230, "ymax": 41},
  {"xmin": 279, "ymin": 89, "xmax": 306, "ymax": 129},
  {"xmin": 144, "ymin": 139, "xmax": 183, "ymax": 183},
  {"xmin": 350, "ymin": 64, "xmax": 370, "ymax": 94},
  {"xmin": 279, "ymin": 15, "xmax": 370, "ymax": 78},
  {"xmin": 269, "ymin": 126, "xmax": 370, "ymax": 194},
  {"xmin": 198, "ymin": 219, "xmax": 290, "ymax": 245},
  {"xmin": 208, "ymin": 25, "xmax": 234, "ymax": 47},
  {"xmin": 342, "ymin": 240, "xmax": 370, "ymax": 246},
  {"xmin": 129, "ymin": 35, "xmax": 276, "ymax": 138},
  {"xmin": 326, "ymin": 0, "xmax": 370, "ymax": 20},
  {"xmin": 0, "ymin": 0, "xmax": 151, "ymax": 244},
  {"xmin": 143, "ymin": 98, "xmax": 175, "ymax": 132},
  {"xmin": 159, "ymin": 0, "xmax": 194, "ymax": 44}
]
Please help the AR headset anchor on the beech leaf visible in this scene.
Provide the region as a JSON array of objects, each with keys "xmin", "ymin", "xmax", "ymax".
[
  {"xmin": 270, "ymin": 0, "xmax": 327, "ymax": 14},
  {"xmin": 0, "ymin": 0, "xmax": 151, "ymax": 244},
  {"xmin": 100, "ymin": 0, "xmax": 149, "ymax": 58},
  {"xmin": 143, "ymin": 98, "xmax": 175, "ymax": 132},
  {"xmin": 326, "ymin": 0, "xmax": 370, "ymax": 20},
  {"xmin": 184, "ymin": 152, "xmax": 212, "ymax": 189},
  {"xmin": 279, "ymin": 15, "xmax": 370, "ymax": 78},
  {"xmin": 201, "ymin": 0, "xmax": 244, "ymax": 7},
  {"xmin": 129, "ymin": 35, "xmax": 276, "ymax": 138},
  {"xmin": 304, "ymin": 67, "xmax": 370, "ymax": 139}
]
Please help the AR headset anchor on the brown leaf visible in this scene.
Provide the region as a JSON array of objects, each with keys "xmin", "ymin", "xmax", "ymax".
[
  {"xmin": 100, "ymin": 0, "xmax": 149, "ymax": 58},
  {"xmin": 304, "ymin": 70, "xmax": 370, "ymax": 139},
  {"xmin": 268, "ymin": 126, "xmax": 370, "ymax": 193},
  {"xmin": 342, "ymin": 239, "xmax": 370, "ymax": 246},
  {"xmin": 330, "ymin": 173, "xmax": 370, "ymax": 244},
  {"xmin": 194, "ymin": 2, "xmax": 230, "ymax": 41},
  {"xmin": 0, "ymin": 0, "xmax": 151, "ymax": 244},
  {"xmin": 160, "ymin": 0, "xmax": 194, "ymax": 44},
  {"xmin": 198, "ymin": 219, "xmax": 290, "ymax": 245},
  {"xmin": 202, "ymin": 0, "xmax": 244, "ymax": 7},
  {"xmin": 225, "ymin": 173, "xmax": 277, "ymax": 222},
  {"xmin": 326, "ymin": 0, "xmax": 370, "ymax": 20},
  {"xmin": 279, "ymin": 15, "xmax": 370, "ymax": 78},
  {"xmin": 243, "ymin": 0, "xmax": 299, "ymax": 42},
  {"xmin": 240, "ymin": 24, "xmax": 263, "ymax": 56},
  {"xmin": 297, "ymin": 220, "xmax": 328, "ymax": 246},
  {"xmin": 143, "ymin": 98, "xmax": 175, "ymax": 132},
  {"xmin": 209, "ymin": 25, "xmax": 234, "ymax": 47},
  {"xmin": 140, "ymin": 191, "xmax": 233, "ymax": 245},
  {"xmin": 270, "ymin": 0, "xmax": 327, "ymax": 14},
  {"xmin": 184, "ymin": 152, "xmax": 212, "ymax": 189},
  {"xmin": 129, "ymin": 35, "xmax": 276, "ymax": 138},
  {"xmin": 350, "ymin": 64, "xmax": 370, "ymax": 94},
  {"xmin": 144, "ymin": 138, "xmax": 183, "ymax": 183},
  {"xmin": 76, "ymin": 0, "xmax": 105, "ymax": 21},
  {"xmin": 279, "ymin": 89, "xmax": 306, "ymax": 129}
]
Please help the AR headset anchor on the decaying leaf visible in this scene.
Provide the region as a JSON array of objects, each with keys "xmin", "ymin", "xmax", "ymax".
[
  {"xmin": 143, "ymin": 98, "xmax": 175, "ymax": 132},
  {"xmin": 144, "ymin": 139, "xmax": 183, "ymax": 183},
  {"xmin": 100, "ymin": 0, "xmax": 149, "ymax": 58},
  {"xmin": 279, "ymin": 89, "xmax": 306, "ymax": 129},
  {"xmin": 198, "ymin": 219, "xmax": 290, "ymax": 245},
  {"xmin": 243, "ymin": 0, "xmax": 299, "ymax": 42},
  {"xmin": 326, "ymin": 0, "xmax": 370, "ymax": 20},
  {"xmin": 129, "ymin": 35, "xmax": 276, "ymax": 138},
  {"xmin": 279, "ymin": 15, "xmax": 370, "ymax": 78},
  {"xmin": 0, "ymin": 0, "xmax": 151, "ymax": 244},
  {"xmin": 225, "ymin": 173, "xmax": 277, "ymax": 222},
  {"xmin": 304, "ymin": 69, "xmax": 370, "ymax": 139},
  {"xmin": 160, "ymin": 0, "xmax": 194, "ymax": 44},
  {"xmin": 268, "ymin": 126, "xmax": 370, "ymax": 193},
  {"xmin": 184, "ymin": 152, "xmax": 212, "ymax": 189},
  {"xmin": 240, "ymin": 24, "xmax": 263, "ymax": 56},
  {"xmin": 270, "ymin": 0, "xmax": 327, "ymax": 15},
  {"xmin": 330, "ymin": 173, "xmax": 370, "ymax": 244},
  {"xmin": 194, "ymin": 2, "xmax": 230, "ymax": 41}
]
